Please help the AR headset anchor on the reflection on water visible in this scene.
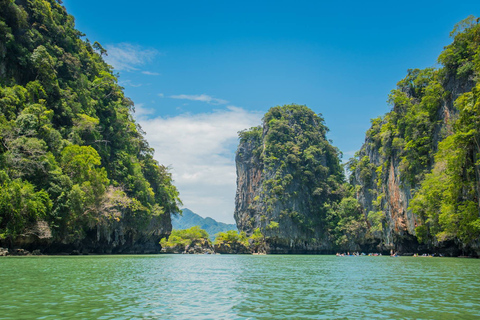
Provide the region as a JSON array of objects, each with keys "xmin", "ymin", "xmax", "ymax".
[{"xmin": 0, "ymin": 255, "xmax": 479, "ymax": 319}]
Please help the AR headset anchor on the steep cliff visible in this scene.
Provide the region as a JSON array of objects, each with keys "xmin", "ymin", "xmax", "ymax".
[
  {"xmin": 235, "ymin": 104, "xmax": 344, "ymax": 253},
  {"xmin": 0, "ymin": 0, "xmax": 180, "ymax": 253},
  {"xmin": 350, "ymin": 16, "xmax": 480, "ymax": 255}
]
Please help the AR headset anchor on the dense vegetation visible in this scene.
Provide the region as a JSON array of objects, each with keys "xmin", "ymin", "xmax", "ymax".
[
  {"xmin": 238, "ymin": 104, "xmax": 369, "ymax": 251},
  {"xmin": 236, "ymin": 18, "xmax": 480, "ymax": 254},
  {"xmin": 160, "ymin": 226, "xmax": 211, "ymax": 252},
  {"xmin": 3, "ymin": 1, "xmax": 479, "ymax": 255},
  {"xmin": 349, "ymin": 16, "xmax": 480, "ymax": 253},
  {"xmin": 243, "ymin": 105, "xmax": 344, "ymax": 229},
  {"xmin": 159, "ymin": 227, "xmax": 266, "ymax": 254},
  {"xmin": 410, "ymin": 17, "xmax": 480, "ymax": 249},
  {"xmin": 214, "ymin": 228, "xmax": 266, "ymax": 253},
  {"xmin": 347, "ymin": 66, "xmax": 446, "ymax": 239},
  {"xmin": 0, "ymin": 0, "xmax": 180, "ymax": 246}
]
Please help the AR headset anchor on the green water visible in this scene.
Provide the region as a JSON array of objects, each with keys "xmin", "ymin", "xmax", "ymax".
[{"xmin": 0, "ymin": 255, "xmax": 479, "ymax": 319}]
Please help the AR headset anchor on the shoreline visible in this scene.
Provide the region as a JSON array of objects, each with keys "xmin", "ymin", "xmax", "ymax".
[{"xmin": 1, "ymin": 251, "xmax": 478, "ymax": 258}]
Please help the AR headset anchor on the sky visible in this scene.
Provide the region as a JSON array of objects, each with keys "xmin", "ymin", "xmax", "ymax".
[{"xmin": 63, "ymin": 0, "xmax": 480, "ymax": 223}]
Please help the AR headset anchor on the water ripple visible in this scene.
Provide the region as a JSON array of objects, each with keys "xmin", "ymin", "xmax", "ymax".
[{"xmin": 0, "ymin": 255, "xmax": 479, "ymax": 319}]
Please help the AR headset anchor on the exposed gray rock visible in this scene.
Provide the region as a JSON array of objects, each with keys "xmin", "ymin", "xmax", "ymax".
[
  {"xmin": 234, "ymin": 105, "xmax": 342, "ymax": 253},
  {"xmin": 351, "ymin": 72, "xmax": 475, "ymax": 253},
  {"xmin": 0, "ymin": 247, "xmax": 8, "ymax": 256},
  {"xmin": 161, "ymin": 239, "xmax": 215, "ymax": 254},
  {"xmin": 1, "ymin": 214, "xmax": 172, "ymax": 255}
]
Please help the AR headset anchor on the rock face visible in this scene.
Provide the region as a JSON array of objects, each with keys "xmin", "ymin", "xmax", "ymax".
[
  {"xmin": 73, "ymin": 215, "xmax": 172, "ymax": 254},
  {"xmin": 1, "ymin": 215, "xmax": 171, "ymax": 255},
  {"xmin": 0, "ymin": 0, "xmax": 181, "ymax": 255},
  {"xmin": 234, "ymin": 104, "xmax": 344, "ymax": 253},
  {"xmin": 0, "ymin": 247, "xmax": 8, "ymax": 256},
  {"xmin": 213, "ymin": 241, "xmax": 251, "ymax": 254},
  {"xmin": 161, "ymin": 239, "xmax": 215, "ymax": 254},
  {"xmin": 351, "ymin": 71, "xmax": 475, "ymax": 253},
  {"xmin": 234, "ymin": 137, "xmax": 264, "ymax": 234}
]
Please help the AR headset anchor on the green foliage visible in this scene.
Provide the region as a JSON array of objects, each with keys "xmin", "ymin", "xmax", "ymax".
[
  {"xmin": 243, "ymin": 104, "xmax": 344, "ymax": 235},
  {"xmin": 349, "ymin": 16, "xmax": 480, "ymax": 251},
  {"xmin": 214, "ymin": 230, "xmax": 249, "ymax": 248},
  {"xmin": 367, "ymin": 211, "xmax": 384, "ymax": 234},
  {"xmin": 0, "ymin": 170, "xmax": 52, "ymax": 238},
  {"xmin": 355, "ymin": 156, "xmax": 376, "ymax": 186},
  {"xmin": 352, "ymin": 66, "xmax": 445, "ymax": 194},
  {"xmin": 410, "ymin": 82, "xmax": 480, "ymax": 247},
  {"xmin": 238, "ymin": 126, "xmax": 262, "ymax": 143},
  {"xmin": 160, "ymin": 226, "xmax": 211, "ymax": 250},
  {"xmin": 406, "ymin": 19, "xmax": 480, "ymax": 248},
  {"xmin": 249, "ymin": 228, "xmax": 264, "ymax": 247},
  {"xmin": 213, "ymin": 229, "xmax": 270, "ymax": 253},
  {"xmin": 323, "ymin": 184, "xmax": 370, "ymax": 249},
  {"xmin": 0, "ymin": 0, "xmax": 180, "ymax": 243},
  {"xmin": 266, "ymin": 221, "xmax": 279, "ymax": 231},
  {"xmin": 438, "ymin": 16, "xmax": 480, "ymax": 76}
]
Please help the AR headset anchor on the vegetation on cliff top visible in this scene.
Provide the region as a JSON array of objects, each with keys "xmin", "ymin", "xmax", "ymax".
[
  {"xmin": 410, "ymin": 17, "xmax": 480, "ymax": 248},
  {"xmin": 238, "ymin": 104, "xmax": 368, "ymax": 250},
  {"xmin": 349, "ymin": 16, "xmax": 480, "ymax": 252},
  {"xmin": 0, "ymin": 0, "xmax": 180, "ymax": 243},
  {"xmin": 236, "ymin": 17, "xmax": 480, "ymax": 254}
]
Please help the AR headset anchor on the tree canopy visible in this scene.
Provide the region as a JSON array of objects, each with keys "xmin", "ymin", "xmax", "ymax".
[{"xmin": 0, "ymin": 0, "xmax": 180, "ymax": 244}]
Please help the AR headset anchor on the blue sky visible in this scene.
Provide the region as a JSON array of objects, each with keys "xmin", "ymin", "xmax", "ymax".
[{"xmin": 63, "ymin": 0, "xmax": 480, "ymax": 223}]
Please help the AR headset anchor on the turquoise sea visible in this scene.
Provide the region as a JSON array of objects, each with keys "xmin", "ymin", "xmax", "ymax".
[{"xmin": 1, "ymin": 254, "xmax": 479, "ymax": 319}]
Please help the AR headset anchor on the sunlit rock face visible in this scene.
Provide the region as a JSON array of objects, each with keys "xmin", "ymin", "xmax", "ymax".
[
  {"xmin": 351, "ymin": 71, "xmax": 476, "ymax": 254},
  {"xmin": 234, "ymin": 104, "xmax": 343, "ymax": 253}
]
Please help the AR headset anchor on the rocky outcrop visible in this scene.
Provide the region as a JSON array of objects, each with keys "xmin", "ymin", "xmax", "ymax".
[
  {"xmin": 234, "ymin": 137, "xmax": 263, "ymax": 235},
  {"xmin": 161, "ymin": 239, "xmax": 215, "ymax": 254},
  {"xmin": 0, "ymin": 215, "xmax": 172, "ymax": 255},
  {"xmin": 0, "ymin": 0, "xmax": 180, "ymax": 256},
  {"xmin": 353, "ymin": 137, "xmax": 420, "ymax": 251},
  {"xmin": 234, "ymin": 104, "xmax": 344, "ymax": 253},
  {"xmin": 214, "ymin": 241, "xmax": 251, "ymax": 254},
  {"xmin": 352, "ymin": 71, "xmax": 476, "ymax": 253},
  {"xmin": 0, "ymin": 247, "xmax": 8, "ymax": 256}
]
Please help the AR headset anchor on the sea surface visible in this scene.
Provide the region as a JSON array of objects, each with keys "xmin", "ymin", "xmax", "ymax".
[{"xmin": 1, "ymin": 254, "xmax": 479, "ymax": 319}]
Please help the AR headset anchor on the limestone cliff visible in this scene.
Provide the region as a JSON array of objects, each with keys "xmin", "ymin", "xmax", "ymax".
[
  {"xmin": 351, "ymin": 65, "xmax": 476, "ymax": 254},
  {"xmin": 235, "ymin": 104, "xmax": 344, "ymax": 253},
  {"xmin": 0, "ymin": 0, "xmax": 180, "ymax": 254},
  {"xmin": 3, "ymin": 213, "xmax": 172, "ymax": 254}
]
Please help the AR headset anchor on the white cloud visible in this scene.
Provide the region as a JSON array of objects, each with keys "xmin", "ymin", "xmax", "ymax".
[
  {"xmin": 119, "ymin": 79, "xmax": 142, "ymax": 87},
  {"xmin": 142, "ymin": 71, "xmax": 161, "ymax": 76},
  {"xmin": 138, "ymin": 107, "xmax": 262, "ymax": 223},
  {"xmin": 133, "ymin": 103, "xmax": 155, "ymax": 118},
  {"xmin": 170, "ymin": 94, "xmax": 228, "ymax": 105},
  {"xmin": 158, "ymin": 93, "xmax": 164, "ymax": 98},
  {"xmin": 104, "ymin": 43, "xmax": 157, "ymax": 72}
]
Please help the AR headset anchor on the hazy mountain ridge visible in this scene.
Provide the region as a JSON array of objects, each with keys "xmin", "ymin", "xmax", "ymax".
[{"xmin": 172, "ymin": 209, "xmax": 237, "ymax": 239}]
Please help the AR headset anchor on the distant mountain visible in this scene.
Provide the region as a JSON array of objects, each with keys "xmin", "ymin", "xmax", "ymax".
[{"xmin": 172, "ymin": 209, "xmax": 237, "ymax": 239}]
